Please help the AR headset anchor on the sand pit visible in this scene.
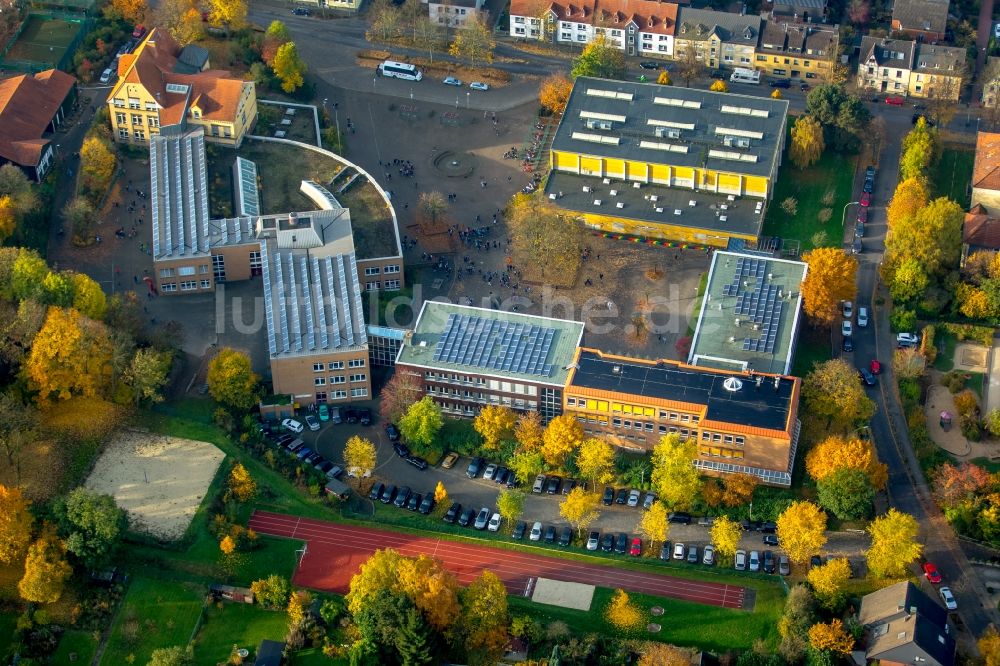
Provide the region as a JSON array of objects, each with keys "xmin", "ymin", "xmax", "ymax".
[
  {"xmin": 86, "ymin": 430, "xmax": 225, "ymax": 540},
  {"xmin": 530, "ymin": 577, "xmax": 595, "ymax": 611}
]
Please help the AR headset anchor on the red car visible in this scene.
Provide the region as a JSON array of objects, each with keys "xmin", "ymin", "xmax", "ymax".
[
  {"xmin": 885, "ymin": 96, "xmax": 905, "ymax": 106},
  {"xmin": 857, "ymin": 208, "xmax": 868, "ymax": 224},
  {"xmin": 629, "ymin": 537, "xmax": 642, "ymax": 557},
  {"xmin": 870, "ymin": 359, "xmax": 881, "ymax": 375},
  {"xmin": 923, "ymin": 562, "xmax": 942, "ymax": 583},
  {"xmin": 860, "ymin": 191, "xmax": 871, "ymax": 207}
]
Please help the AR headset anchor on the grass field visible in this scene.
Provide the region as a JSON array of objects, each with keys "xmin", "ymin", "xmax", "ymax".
[
  {"xmin": 51, "ymin": 629, "xmax": 99, "ymax": 665},
  {"xmin": 3, "ymin": 15, "xmax": 81, "ymax": 67},
  {"xmin": 102, "ymin": 576, "xmax": 206, "ymax": 666},
  {"xmin": 191, "ymin": 603, "xmax": 288, "ymax": 665},
  {"xmin": 762, "ymin": 144, "xmax": 857, "ymax": 252},
  {"xmin": 930, "ymin": 146, "xmax": 974, "ymax": 208},
  {"xmin": 790, "ymin": 324, "xmax": 832, "ymax": 378}
]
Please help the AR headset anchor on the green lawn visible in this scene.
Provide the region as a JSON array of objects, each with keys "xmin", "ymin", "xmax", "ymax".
[
  {"xmin": 102, "ymin": 576, "xmax": 206, "ymax": 666},
  {"xmin": 929, "ymin": 146, "xmax": 974, "ymax": 208},
  {"xmin": 0, "ymin": 612, "xmax": 16, "ymax": 659},
  {"xmin": 791, "ymin": 323, "xmax": 832, "ymax": 378},
  {"xmin": 934, "ymin": 328, "xmax": 957, "ymax": 371},
  {"xmin": 762, "ymin": 143, "xmax": 857, "ymax": 252},
  {"xmin": 191, "ymin": 603, "xmax": 288, "ymax": 665},
  {"xmin": 51, "ymin": 629, "xmax": 99, "ymax": 665}
]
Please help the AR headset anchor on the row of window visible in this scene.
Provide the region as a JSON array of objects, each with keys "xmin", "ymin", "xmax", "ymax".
[
  {"xmin": 313, "ymin": 374, "xmax": 366, "ymax": 386},
  {"xmin": 701, "ymin": 431, "xmax": 746, "ymax": 446},
  {"xmin": 566, "ymin": 397, "xmax": 700, "ymax": 423},
  {"xmin": 425, "ymin": 372, "xmax": 540, "ymax": 396},
  {"xmin": 313, "ymin": 388, "xmax": 368, "ymax": 402},
  {"xmin": 119, "ymin": 127, "xmax": 150, "ymax": 141},
  {"xmin": 363, "ymin": 265, "xmax": 401, "ymax": 275},
  {"xmin": 365, "ymin": 280, "xmax": 401, "ymax": 291},
  {"xmin": 697, "ymin": 446, "xmax": 746, "ymax": 460},
  {"xmin": 427, "ymin": 386, "xmax": 538, "ymax": 410},
  {"xmin": 159, "ymin": 265, "xmax": 210, "ymax": 278},
  {"xmin": 756, "ymin": 55, "xmax": 817, "ymax": 67},
  {"xmin": 312, "ymin": 359, "xmax": 365, "ymax": 372},
  {"xmin": 160, "ymin": 280, "xmax": 211, "ymax": 292}
]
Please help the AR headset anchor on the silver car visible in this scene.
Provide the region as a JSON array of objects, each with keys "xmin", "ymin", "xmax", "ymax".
[
  {"xmin": 474, "ymin": 507, "xmax": 491, "ymax": 530},
  {"xmin": 532, "ymin": 474, "xmax": 546, "ymax": 493},
  {"xmin": 735, "ymin": 549, "xmax": 747, "ymax": 570},
  {"xmin": 749, "ymin": 550, "xmax": 761, "ymax": 572},
  {"xmin": 627, "ymin": 489, "xmax": 641, "ymax": 507},
  {"xmin": 529, "ymin": 521, "xmax": 543, "ymax": 541}
]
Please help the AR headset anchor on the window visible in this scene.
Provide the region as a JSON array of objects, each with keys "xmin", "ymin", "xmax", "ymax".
[
  {"xmin": 133, "ymin": 129, "xmax": 145, "ymax": 140},
  {"xmin": 145, "ymin": 102, "xmax": 157, "ymax": 111},
  {"xmin": 329, "ymin": 376, "xmax": 346, "ymax": 384},
  {"xmin": 365, "ymin": 267, "xmax": 381, "ymax": 275},
  {"xmin": 313, "ymin": 363, "xmax": 325, "ymax": 372},
  {"xmin": 199, "ymin": 279, "xmax": 210, "ymax": 288},
  {"xmin": 199, "ymin": 264, "xmax": 209, "ymax": 274},
  {"xmin": 613, "ymin": 417, "xmax": 622, "ymax": 426},
  {"xmin": 365, "ymin": 281, "xmax": 380, "ymax": 291},
  {"xmin": 178, "ymin": 266, "xmax": 196, "ymax": 276},
  {"xmin": 384, "ymin": 279, "xmax": 400, "ymax": 290},
  {"xmin": 514, "ymin": 16, "xmax": 525, "ymax": 22},
  {"xmin": 160, "ymin": 283, "xmax": 177, "ymax": 292},
  {"xmin": 192, "ymin": 109, "xmax": 202, "ymax": 118},
  {"xmin": 315, "ymin": 392, "xmax": 327, "ymax": 402},
  {"xmin": 349, "ymin": 359, "xmax": 365, "ymax": 368},
  {"xmin": 114, "ymin": 99, "xmax": 125, "ymax": 108},
  {"xmin": 349, "ymin": 374, "xmax": 366, "ymax": 383},
  {"xmin": 315, "ymin": 377, "xmax": 326, "ymax": 386},
  {"xmin": 128, "ymin": 97, "xmax": 140, "ymax": 109},
  {"xmin": 212, "ymin": 254, "xmax": 226, "ymax": 282},
  {"xmin": 116, "ymin": 112, "xmax": 126, "ymax": 124},
  {"xmin": 383, "ymin": 264, "xmax": 400, "ymax": 274},
  {"xmin": 328, "ymin": 361, "xmax": 344, "ymax": 370},
  {"xmin": 332, "ymin": 390, "xmax": 347, "ymax": 399},
  {"xmin": 351, "ymin": 387, "xmax": 368, "ymax": 397},
  {"xmin": 179, "ymin": 280, "xmax": 197, "ymax": 291},
  {"xmin": 159, "ymin": 268, "xmax": 175, "ymax": 278},
  {"xmin": 131, "ymin": 114, "xmax": 142, "ymax": 125},
  {"xmin": 659, "ymin": 425, "xmax": 667, "ymax": 433},
  {"xmin": 148, "ymin": 117, "xmax": 159, "ymax": 128},
  {"xmin": 567, "ymin": 397, "xmax": 577, "ymax": 406}
]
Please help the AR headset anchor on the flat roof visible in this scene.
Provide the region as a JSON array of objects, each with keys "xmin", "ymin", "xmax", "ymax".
[
  {"xmin": 545, "ymin": 171, "xmax": 764, "ymax": 239},
  {"xmin": 150, "ymin": 129, "xmax": 211, "ymax": 260},
  {"xmin": 260, "ymin": 210, "xmax": 368, "ymax": 359},
  {"xmin": 688, "ymin": 250, "xmax": 807, "ymax": 376},
  {"xmin": 396, "ymin": 302, "xmax": 585, "ymax": 386},
  {"xmin": 551, "ymin": 76, "xmax": 788, "ymax": 179},
  {"xmin": 569, "ymin": 349, "xmax": 795, "ymax": 433}
]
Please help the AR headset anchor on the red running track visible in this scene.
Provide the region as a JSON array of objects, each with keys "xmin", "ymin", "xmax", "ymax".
[{"xmin": 249, "ymin": 510, "xmax": 747, "ymax": 609}]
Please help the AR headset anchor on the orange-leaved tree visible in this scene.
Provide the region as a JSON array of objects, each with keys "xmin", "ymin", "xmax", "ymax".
[
  {"xmin": 805, "ymin": 435, "xmax": 887, "ymax": 489},
  {"xmin": 801, "ymin": 247, "xmax": 857, "ymax": 326},
  {"xmin": 539, "ymin": 74, "xmax": 573, "ymax": 115}
]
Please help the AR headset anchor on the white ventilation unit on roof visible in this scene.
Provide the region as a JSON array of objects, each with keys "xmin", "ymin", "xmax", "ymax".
[
  {"xmin": 654, "ymin": 127, "xmax": 681, "ymax": 139},
  {"xmin": 723, "ymin": 377, "xmax": 743, "ymax": 392},
  {"xmin": 586, "ymin": 118, "xmax": 614, "ymax": 131}
]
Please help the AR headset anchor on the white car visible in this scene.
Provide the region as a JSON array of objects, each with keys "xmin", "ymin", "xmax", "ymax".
[
  {"xmin": 442, "ymin": 76, "xmax": 462, "ymax": 86},
  {"xmin": 857, "ymin": 307, "xmax": 869, "ymax": 327},
  {"xmin": 939, "ymin": 586, "xmax": 958, "ymax": 611},
  {"xmin": 627, "ymin": 489, "xmax": 641, "ymax": 507},
  {"xmin": 532, "ymin": 474, "xmax": 546, "ymax": 493},
  {"xmin": 304, "ymin": 415, "xmax": 320, "ymax": 431},
  {"xmin": 487, "ymin": 512, "xmax": 502, "ymax": 532},
  {"xmin": 673, "ymin": 542, "xmax": 686, "ymax": 560},
  {"xmin": 469, "ymin": 81, "xmax": 489, "ymax": 91},
  {"xmin": 99, "ymin": 67, "xmax": 114, "ymax": 84},
  {"xmin": 842, "ymin": 301, "xmax": 853, "ymax": 319},
  {"xmin": 702, "ymin": 544, "xmax": 716, "ymax": 566},
  {"xmin": 529, "ymin": 521, "xmax": 543, "ymax": 541},
  {"xmin": 282, "ymin": 418, "xmax": 304, "ymax": 433},
  {"xmin": 586, "ymin": 531, "xmax": 600, "ymax": 551},
  {"xmin": 842, "ymin": 320, "xmax": 853, "ymax": 337},
  {"xmin": 483, "ymin": 463, "xmax": 497, "ymax": 481},
  {"xmin": 897, "ymin": 332, "xmax": 920, "ymax": 347},
  {"xmin": 735, "ymin": 549, "xmax": 747, "ymax": 571},
  {"xmin": 749, "ymin": 550, "xmax": 761, "ymax": 572}
]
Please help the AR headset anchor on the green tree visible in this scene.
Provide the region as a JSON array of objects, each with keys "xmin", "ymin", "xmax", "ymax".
[
  {"xmin": 507, "ymin": 449, "xmax": 544, "ymax": 485},
  {"xmin": 396, "ymin": 609, "xmax": 435, "ymax": 666},
  {"xmin": 207, "ymin": 347, "xmax": 260, "ymax": 410},
  {"xmin": 124, "ymin": 348, "xmax": 171, "ymax": 406},
  {"xmin": 789, "ymin": 115, "xmax": 825, "ymax": 168},
  {"xmin": 496, "ymin": 489, "xmax": 526, "ymax": 527},
  {"xmin": 575, "ymin": 437, "xmax": 616, "ymax": 488},
  {"xmin": 398, "ymin": 396, "xmax": 443, "ymax": 450},
  {"xmin": 63, "ymin": 197, "xmax": 98, "ymax": 244},
  {"xmin": 816, "ymin": 467, "xmax": 875, "ymax": 520},
  {"xmin": 262, "ymin": 19, "xmax": 291, "ymax": 65},
  {"xmin": 147, "ymin": 645, "xmax": 193, "ymax": 666},
  {"xmin": 571, "ymin": 35, "xmax": 625, "ymax": 79},
  {"xmin": 54, "ymin": 487, "xmax": 127, "ymax": 568},
  {"xmin": 251, "ymin": 574, "xmax": 291, "ymax": 608},
  {"xmin": 9, "ymin": 248, "xmax": 47, "ymax": 301},
  {"xmin": 272, "ymin": 41, "xmax": 306, "ymax": 93},
  {"xmin": 650, "ymin": 434, "xmax": 701, "ymax": 510},
  {"xmin": 447, "ymin": 15, "xmax": 495, "ymax": 68},
  {"xmin": 866, "ymin": 509, "xmax": 922, "ymax": 578},
  {"xmin": 802, "ymin": 359, "xmax": 876, "ymax": 429},
  {"xmin": 804, "ymin": 84, "xmax": 871, "ymax": 151},
  {"xmin": 890, "ymin": 256, "xmax": 931, "ymax": 304},
  {"xmin": 460, "ymin": 570, "xmax": 509, "ymax": 664}
]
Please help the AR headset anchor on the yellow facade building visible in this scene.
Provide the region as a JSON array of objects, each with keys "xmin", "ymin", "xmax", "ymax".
[
  {"xmin": 546, "ymin": 77, "xmax": 787, "ymax": 247},
  {"xmin": 753, "ymin": 21, "xmax": 839, "ymax": 82},
  {"xmin": 108, "ymin": 28, "xmax": 257, "ymax": 146}
]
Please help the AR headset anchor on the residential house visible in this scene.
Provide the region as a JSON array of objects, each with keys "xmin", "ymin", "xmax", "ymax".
[
  {"xmin": 908, "ymin": 44, "xmax": 966, "ymax": 99},
  {"xmin": 673, "ymin": 7, "xmax": 761, "ymax": 70},
  {"xmin": 394, "ymin": 302, "xmax": 586, "ymax": 423},
  {"xmin": 0, "ymin": 69, "xmax": 76, "ymax": 181},
  {"xmin": 107, "ymin": 28, "xmax": 257, "ymax": 146},
  {"xmin": 287, "ymin": 0, "xmax": 363, "ymax": 12},
  {"xmin": 427, "ymin": 0, "xmax": 487, "ymax": 28},
  {"xmin": 981, "ymin": 56, "xmax": 1000, "ymax": 108},
  {"xmin": 508, "ymin": 0, "xmax": 679, "ymax": 58},
  {"xmin": 856, "ymin": 36, "xmax": 916, "ymax": 95},
  {"xmin": 564, "ymin": 348, "xmax": 801, "ymax": 485},
  {"xmin": 545, "ymin": 77, "xmax": 788, "ymax": 246},
  {"xmin": 891, "ymin": 0, "xmax": 949, "ymax": 42},
  {"xmin": 754, "ymin": 21, "xmax": 840, "ymax": 81},
  {"xmin": 962, "ymin": 205, "xmax": 1000, "ymax": 265},
  {"xmin": 858, "ymin": 581, "xmax": 955, "ymax": 666},
  {"xmin": 768, "ymin": 0, "xmax": 827, "ymax": 22},
  {"xmin": 972, "ymin": 131, "xmax": 1000, "ymax": 210}
]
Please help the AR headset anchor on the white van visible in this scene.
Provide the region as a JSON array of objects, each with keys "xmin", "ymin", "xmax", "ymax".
[{"xmin": 729, "ymin": 67, "xmax": 760, "ymax": 84}]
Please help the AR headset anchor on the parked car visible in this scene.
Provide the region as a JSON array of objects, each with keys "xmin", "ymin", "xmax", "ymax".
[
  {"xmin": 673, "ymin": 542, "xmax": 686, "ymax": 560},
  {"xmin": 532, "ymin": 474, "xmax": 547, "ymax": 493},
  {"xmin": 458, "ymin": 508, "xmax": 474, "ymax": 527},
  {"xmin": 763, "ymin": 534, "xmax": 779, "ymax": 546},
  {"xmin": 735, "ymin": 549, "xmax": 747, "ymax": 570},
  {"xmin": 602, "ymin": 487, "xmax": 615, "ymax": 506},
  {"xmin": 295, "ymin": 447, "xmax": 313, "ymax": 460},
  {"xmin": 483, "ymin": 463, "xmax": 498, "ymax": 481},
  {"xmin": 759, "ymin": 521, "xmax": 777, "ymax": 534},
  {"xmin": 860, "ymin": 368, "xmax": 877, "ymax": 386},
  {"xmin": 779, "ymin": 555, "xmax": 790, "ymax": 576},
  {"xmin": 843, "ymin": 336, "xmax": 854, "ymax": 353},
  {"xmin": 393, "ymin": 487, "xmax": 411, "ymax": 508},
  {"xmin": 474, "ymin": 507, "xmax": 491, "ymax": 530},
  {"xmin": 923, "ymin": 562, "xmax": 943, "ymax": 583},
  {"xmin": 441, "ymin": 452, "xmax": 459, "ymax": 469},
  {"xmin": 305, "ymin": 415, "xmax": 320, "ymax": 431},
  {"xmin": 392, "ymin": 442, "xmax": 410, "ymax": 458},
  {"xmin": 629, "ymin": 537, "xmax": 642, "ymax": 556},
  {"xmin": 406, "ymin": 493, "xmax": 421, "ymax": 511},
  {"xmin": 562, "ymin": 479, "xmax": 577, "ymax": 495},
  {"xmin": 857, "ymin": 207, "xmax": 868, "ymax": 224},
  {"xmin": 345, "ymin": 409, "xmax": 358, "ymax": 423},
  {"xmin": 494, "ymin": 468, "xmax": 509, "ymax": 485},
  {"xmin": 686, "ymin": 544, "xmax": 699, "ymax": 564},
  {"xmin": 697, "ymin": 516, "xmax": 715, "ymax": 526},
  {"xmin": 587, "ymin": 531, "xmax": 600, "ymax": 551},
  {"xmin": 659, "ymin": 541, "xmax": 672, "ymax": 560},
  {"xmin": 512, "ymin": 520, "xmax": 527, "ymax": 540},
  {"xmin": 855, "ymin": 222, "xmax": 865, "ymax": 238},
  {"xmin": 291, "ymin": 7, "xmax": 310, "ymax": 15},
  {"xmin": 132, "ymin": 24, "xmax": 146, "ymax": 38},
  {"xmin": 860, "ymin": 191, "xmax": 871, "ymax": 207},
  {"xmin": 418, "ymin": 495, "xmax": 434, "ymax": 515},
  {"xmin": 865, "ymin": 165, "xmax": 877, "ymax": 180},
  {"xmin": 380, "ymin": 484, "xmax": 397, "ymax": 504},
  {"xmin": 638, "ymin": 60, "xmax": 661, "ymax": 69},
  {"xmin": 897, "ymin": 332, "xmax": 920, "ymax": 347},
  {"xmin": 842, "ymin": 320, "xmax": 853, "ymax": 337},
  {"xmin": 615, "ymin": 488, "xmax": 629, "ymax": 504},
  {"xmin": 939, "ymin": 586, "xmax": 958, "ymax": 611},
  {"xmin": 643, "ymin": 492, "xmax": 657, "ymax": 510},
  {"xmin": 358, "ymin": 409, "xmax": 372, "ymax": 426},
  {"xmin": 810, "ymin": 555, "xmax": 823, "ymax": 568},
  {"xmin": 529, "ymin": 521, "xmax": 543, "ymax": 541},
  {"xmin": 763, "ymin": 550, "xmax": 775, "ymax": 574},
  {"xmin": 369, "ymin": 482, "xmax": 385, "ymax": 501},
  {"xmin": 443, "ymin": 76, "xmax": 462, "ymax": 86},
  {"xmin": 545, "ymin": 476, "xmax": 562, "ymax": 494},
  {"xmin": 404, "ymin": 455, "xmax": 428, "ymax": 471},
  {"xmin": 852, "ymin": 237, "xmax": 863, "ymax": 255},
  {"xmin": 885, "ymin": 96, "xmax": 905, "ymax": 106},
  {"xmin": 614, "ymin": 532, "xmax": 628, "ymax": 554},
  {"xmin": 627, "ymin": 489, "xmax": 641, "ymax": 507},
  {"xmin": 559, "ymin": 526, "xmax": 573, "ymax": 547},
  {"xmin": 544, "ymin": 526, "xmax": 557, "ymax": 544},
  {"xmin": 703, "ymin": 545, "xmax": 716, "ymax": 566},
  {"xmin": 863, "ymin": 176, "xmax": 874, "ymax": 193},
  {"xmin": 329, "ymin": 407, "xmax": 342, "ymax": 424},
  {"xmin": 769, "ymin": 78, "xmax": 791, "ymax": 88},
  {"xmin": 469, "ymin": 81, "xmax": 489, "ymax": 91},
  {"xmin": 857, "ymin": 307, "xmax": 869, "ymax": 327},
  {"xmin": 282, "ymin": 418, "xmax": 304, "ymax": 433},
  {"xmin": 385, "ymin": 423, "xmax": 400, "ymax": 441},
  {"xmin": 842, "ymin": 301, "xmax": 853, "ymax": 319},
  {"xmin": 487, "ymin": 512, "xmax": 502, "ymax": 532},
  {"xmin": 668, "ymin": 512, "xmax": 692, "ymax": 524},
  {"xmin": 467, "ymin": 457, "xmax": 484, "ymax": 478},
  {"xmin": 443, "ymin": 502, "xmax": 463, "ymax": 524},
  {"xmin": 601, "ymin": 533, "xmax": 615, "ymax": 552}
]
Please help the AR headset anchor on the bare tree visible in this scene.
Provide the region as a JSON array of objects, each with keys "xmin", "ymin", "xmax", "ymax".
[{"xmin": 674, "ymin": 48, "xmax": 704, "ymax": 88}]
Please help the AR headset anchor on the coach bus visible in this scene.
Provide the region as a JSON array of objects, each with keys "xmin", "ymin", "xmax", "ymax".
[{"xmin": 379, "ymin": 60, "xmax": 423, "ymax": 81}]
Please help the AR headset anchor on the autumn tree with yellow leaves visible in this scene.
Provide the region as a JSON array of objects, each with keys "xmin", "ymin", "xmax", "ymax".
[
  {"xmin": 605, "ymin": 588, "xmax": 643, "ymax": 630},
  {"xmin": 433, "ymin": 481, "xmax": 448, "ymax": 505},
  {"xmin": 473, "ymin": 405, "xmax": 517, "ymax": 450},
  {"xmin": 560, "ymin": 487, "xmax": 600, "ymax": 537},
  {"xmin": 110, "ymin": 0, "xmax": 148, "ymax": 23},
  {"xmin": 0, "ymin": 485, "xmax": 33, "ymax": 564},
  {"xmin": 207, "ymin": 347, "xmax": 260, "ymax": 411},
  {"xmin": 801, "ymin": 248, "xmax": 858, "ymax": 326},
  {"xmin": 979, "ymin": 626, "xmax": 1000, "ymax": 666},
  {"xmin": 576, "ymin": 437, "xmax": 616, "ymax": 488},
  {"xmin": 722, "ymin": 472, "xmax": 759, "ymax": 507},
  {"xmin": 459, "ymin": 570, "xmax": 509, "ymax": 664},
  {"xmin": 807, "ymin": 557, "xmax": 852, "ymax": 610},
  {"xmin": 539, "ymin": 74, "xmax": 573, "ymax": 115},
  {"xmin": 541, "ymin": 413, "xmax": 584, "ymax": 467},
  {"xmin": 79, "ymin": 135, "xmax": 117, "ymax": 199},
  {"xmin": 806, "ymin": 435, "xmax": 887, "ymax": 489},
  {"xmin": 638, "ymin": 500, "xmax": 669, "ymax": 549},
  {"xmin": 344, "ymin": 435, "xmax": 377, "ymax": 478},
  {"xmin": 866, "ymin": 509, "xmax": 922, "ymax": 578},
  {"xmin": 776, "ymin": 501, "xmax": 827, "ymax": 564},
  {"xmin": 25, "ymin": 307, "xmax": 113, "ymax": 404},
  {"xmin": 507, "ymin": 194, "xmax": 582, "ymax": 284},
  {"xmin": 710, "ymin": 79, "xmax": 728, "ymax": 93},
  {"xmin": 497, "ymin": 488, "xmax": 526, "ymax": 527},
  {"xmin": 514, "ymin": 411, "xmax": 544, "ymax": 452},
  {"xmin": 227, "ymin": 462, "xmax": 256, "ymax": 503},
  {"xmin": 802, "ymin": 358, "xmax": 876, "ymax": 430},
  {"xmin": 18, "ymin": 528, "xmax": 72, "ymax": 603},
  {"xmin": 789, "ymin": 115, "xmax": 825, "ymax": 168},
  {"xmin": 0, "ymin": 196, "xmax": 15, "ymax": 244},
  {"xmin": 650, "ymin": 434, "xmax": 701, "ymax": 510},
  {"xmin": 207, "ymin": 0, "xmax": 247, "ymax": 35},
  {"xmin": 710, "ymin": 515, "xmax": 742, "ymax": 561},
  {"xmin": 808, "ymin": 619, "xmax": 854, "ymax": 655}
]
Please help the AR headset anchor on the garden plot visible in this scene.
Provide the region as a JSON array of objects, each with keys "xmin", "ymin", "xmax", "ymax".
[{"xmin": 86, "ymin": 430, "xmax": 225, "ymax": 540}]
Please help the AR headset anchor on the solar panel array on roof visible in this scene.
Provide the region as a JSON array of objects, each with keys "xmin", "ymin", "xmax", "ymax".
[
  {"xmin": 720, "ymin": 257, "xmax": 784, "ymax": 354},
  {"xmin": 432, "ymin": 314, "xmax": 556, "ymax": 377}
]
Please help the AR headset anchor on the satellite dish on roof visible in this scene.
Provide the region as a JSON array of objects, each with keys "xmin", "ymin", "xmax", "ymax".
[{"xmin": 723, "ymin": 377, "xmax": 743, "ymax": 392}]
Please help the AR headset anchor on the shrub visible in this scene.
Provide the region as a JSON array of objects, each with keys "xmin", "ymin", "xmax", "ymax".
[
  {"xmin": 781, "ymin": 197, "xmax": 798, "ymax": 215},
  {"xmin": 953, "ymin": 389, "xmax": 979, "ymax": 419},
  {"xmin": 941, "ymin": 370, "xmax": 966, "ymax": 394},
  {"xmin": 898, "ymin": 378, "xmax": 922, "ymax": 407},
  {"xmin": 890, "ymin": 308, "xmax": 917, "ymax": 332}
]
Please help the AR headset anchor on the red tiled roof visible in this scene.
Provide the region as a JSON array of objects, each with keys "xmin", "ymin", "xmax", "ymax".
[
  {"xmin": 964, "ymin": 211, "xmax": 1000, "ymax": 250},
  {"xmin": 511, "ymin": 0, "xmax": 678, "ymax": 35},
  {"xmin": 973, "ymin": 132, "xmax": 1000, "ymax": 192},
  {"xmin": 0, "ymin": 69, "xmax": 75, "ymax": 168}
]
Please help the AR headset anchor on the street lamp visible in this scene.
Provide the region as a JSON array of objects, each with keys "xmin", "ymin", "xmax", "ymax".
[
  {"xmin": 842, "ymin": 200, "xmax": 860, "ymax": 233},
  {"xmin": 323, "ymin": 96, "xmax": 340, "ymax": 148},
  {"xmin": 466, "ymin": 91, "xmax": 470, "ymax": 109}
]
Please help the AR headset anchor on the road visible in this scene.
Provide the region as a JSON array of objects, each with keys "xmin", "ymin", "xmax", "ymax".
[
  {"xmin": 249, "ymin": 509, "xmax": 750, "ymax": 608},
  {"xmin": 843, "ymin": 117, "xmax": 998, "ymax": 640}
]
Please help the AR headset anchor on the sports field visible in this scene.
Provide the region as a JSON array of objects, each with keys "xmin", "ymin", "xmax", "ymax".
[{"xmin": 3, "ymin": 15, "xmax": 81, "ymax": 67}]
